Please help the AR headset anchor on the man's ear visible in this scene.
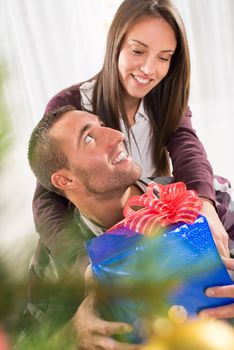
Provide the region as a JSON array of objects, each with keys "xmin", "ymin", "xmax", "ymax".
[{"xmin": 51, "ymin": 170, "xmax": 78, "ymax": 191}]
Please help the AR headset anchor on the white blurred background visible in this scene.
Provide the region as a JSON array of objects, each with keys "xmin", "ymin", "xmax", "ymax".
[{"xmin": 0, "ymin": 0, "xmax": 233, "ymax": 269}]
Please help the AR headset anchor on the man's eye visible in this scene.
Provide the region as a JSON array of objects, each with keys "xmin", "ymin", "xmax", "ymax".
[{"xmin": 84, "ymin": 135, "xmax": 94, "ymax": 144}]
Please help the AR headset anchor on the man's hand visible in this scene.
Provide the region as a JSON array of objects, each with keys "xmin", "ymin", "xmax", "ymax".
[
  {"xmin": 199, "ymin": 258, "xmax": 234, "ymax": 319},
  {"xmin": 200, "ymin": 197, "xmax": 229, "ymax": 258},
  {"xmin": 73, "ymin": 292, "xmax": 141, "ymax": 350}
]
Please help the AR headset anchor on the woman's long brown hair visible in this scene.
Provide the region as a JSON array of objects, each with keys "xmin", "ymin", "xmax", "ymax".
[{"xmin": 91, "ymin": 0, "xmax": 190, "ymax": 176}]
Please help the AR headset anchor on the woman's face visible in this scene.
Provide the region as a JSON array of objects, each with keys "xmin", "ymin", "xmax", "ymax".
[{"xmin": 118, "ymin": 16, "xmax": 177, "ymax": 106}]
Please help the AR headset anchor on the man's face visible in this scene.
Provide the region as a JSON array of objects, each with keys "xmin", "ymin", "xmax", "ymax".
[{"xmin": 50, "ymin": 110, "xmax": 142, "ymax": 197}]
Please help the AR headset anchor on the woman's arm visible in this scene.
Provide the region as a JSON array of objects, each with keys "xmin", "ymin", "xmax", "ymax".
[
  {"xmin": 33, "ymin": 181, "xmax": 92, "ymax": 278},
  {"xmin": 166, "ymin": 108, "xmax": 229, "ymax": 258},
  {"xmin": 166, "ymin": 107, "xmax": 215, "ymax": 200},
  {"xmin": 45, "ymin": 83, "xmax": 82, "ymax": 113},
  {"xmin": 32, "ymin": 83, "xmax": 85, "ymax": 270}
]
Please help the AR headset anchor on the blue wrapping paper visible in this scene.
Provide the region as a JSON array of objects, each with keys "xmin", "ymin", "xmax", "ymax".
[{"xmin": 86, "ymin": 215, "xmax": 234, "ymax": 343}]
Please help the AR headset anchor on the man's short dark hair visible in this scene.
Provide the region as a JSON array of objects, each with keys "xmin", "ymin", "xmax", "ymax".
[{"xmin": 28, "ymin": 105, "xmax": 76, "ymax": 194}]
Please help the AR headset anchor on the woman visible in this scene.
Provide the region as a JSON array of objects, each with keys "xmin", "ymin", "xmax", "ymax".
[
  {"xmin": 33, "ymin": 0, "xmax": 229, "ymax": 281},
  {"xmin": 30, "ymin": 1, "xmax": 234, "ymax": 348}
]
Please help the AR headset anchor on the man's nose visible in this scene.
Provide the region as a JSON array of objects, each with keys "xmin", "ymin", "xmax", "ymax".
[{"xmin": 102, "ymin": 127, "xmax": 124, "ymax": 147}]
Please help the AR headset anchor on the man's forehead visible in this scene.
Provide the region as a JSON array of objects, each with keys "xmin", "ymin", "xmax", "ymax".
[
  {"xmin": 51, "ymin": 110, "xmax": 99, "ymax": 134},
  {"xmin": 64, "ymin": 110, "xmax": 99, "ymax": 124}
]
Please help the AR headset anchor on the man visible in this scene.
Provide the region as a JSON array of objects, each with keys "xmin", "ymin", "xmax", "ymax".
[
  {"xmin": 27, "ymin": 105, "xmax": 146, "ymax": 350},
  {"xmin": 27, "ymin": 106, "xmax": 234, "ymax": 349}
]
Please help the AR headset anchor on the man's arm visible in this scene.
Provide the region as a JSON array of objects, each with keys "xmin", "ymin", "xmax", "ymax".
[
  {"xmin": 72, "ymin": 292, "xmax": 141, "ymax": 350},
  {"xmin": 69, "ymin": 264, "xmax": 141, "ymax": 350},
  {"xmin": 24, "ymin": 244, "xmax": 141, "ymax": 349}
]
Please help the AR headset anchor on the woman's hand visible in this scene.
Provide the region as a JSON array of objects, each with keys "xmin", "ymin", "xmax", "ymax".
[
  {"xmin": 199, "ymin": 258, "xmax": 234, "ymax": 319},
  {"xmin": 200, "ymin": 197, "xmax": 229, "ymax": 258}
]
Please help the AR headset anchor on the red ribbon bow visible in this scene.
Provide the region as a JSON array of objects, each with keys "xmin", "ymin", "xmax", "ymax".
[{"xmin": 107, "ymin": 182, "xmax": 202, "ymax": 236}]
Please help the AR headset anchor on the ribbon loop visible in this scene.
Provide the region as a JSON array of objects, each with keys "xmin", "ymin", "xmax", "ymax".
[{"xmin": 107, "ymin": 182, "xmax": 202, "ymax": 236}]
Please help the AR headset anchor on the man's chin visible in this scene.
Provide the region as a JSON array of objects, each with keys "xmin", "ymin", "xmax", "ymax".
[
  {"xmin": 120, "ymin": 163, "xmax": 142, "ymax": 188},
  {"xmin": 99, "ymin": 166, "xmax": 142, "ymax": 197},
  {"xmin": 131, "ymin": 162, "xmax": 142, "ymax": 180}
]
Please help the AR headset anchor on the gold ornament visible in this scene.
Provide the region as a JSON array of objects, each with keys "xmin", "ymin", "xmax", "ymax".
[
  {"xmin": 167, "ymin": 305, "xmax": 188, "ymax": 325},
  {"xmin": 142, "ymin": 311, "xmax": 234, "ymax": 350}
]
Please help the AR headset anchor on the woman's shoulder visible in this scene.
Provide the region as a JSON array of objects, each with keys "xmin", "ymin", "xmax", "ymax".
[
  {"xmin": 45, "ymin": 80, "xmax": 96, "ymax": 114},
  {"xmin": 45, "ymin": 82, "xmax": 83, "ymax": 113}
]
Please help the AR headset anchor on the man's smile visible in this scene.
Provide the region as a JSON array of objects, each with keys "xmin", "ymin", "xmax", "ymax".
[{"xmin": 111, "ymin": 149, "xmax": 129, "ymax": 165}]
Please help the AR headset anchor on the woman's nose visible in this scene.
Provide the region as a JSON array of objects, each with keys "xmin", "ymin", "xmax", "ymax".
[{"xmin": 140, "ymin": 57, "xmax": 155, "ymax": 76}]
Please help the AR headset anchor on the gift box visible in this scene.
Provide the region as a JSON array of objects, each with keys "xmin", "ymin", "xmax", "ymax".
[{"xmin": 85, "ymin": 182, "xmax": 234, "ymax": 343}]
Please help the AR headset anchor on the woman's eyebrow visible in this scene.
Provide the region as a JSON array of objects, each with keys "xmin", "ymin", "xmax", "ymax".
[
  {"xmin": 129, "ymin": 39, "xmax": 175, "ymax": 53},
  {"xmin": 129, "ymin": 39, "xmax": 148, "ymax": 47},
  {"xmin": 160, "ymin": 49, "xmax": 175, "ymax": 53}
]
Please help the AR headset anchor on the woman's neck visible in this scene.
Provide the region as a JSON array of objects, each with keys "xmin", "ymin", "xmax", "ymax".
[{"xmin": 124, "ymin": 96, "xmax": 141, "ymax": 126}]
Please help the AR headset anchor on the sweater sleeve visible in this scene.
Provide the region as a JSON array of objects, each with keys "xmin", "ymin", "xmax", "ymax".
[
  {"xmin": 166, "ymin": 107, "xmax": 215, "ymax": 202},
  {"xmin": 32, "ymin": 84, "xmax": 88, "ymax": 272},
  {"xmin": 45, "ymin": 83, "xmax": 82, "ymax": 112}
]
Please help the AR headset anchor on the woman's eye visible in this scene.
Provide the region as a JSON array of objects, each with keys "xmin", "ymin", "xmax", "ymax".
[
  {"xmin": 84, "ymin": 135, "xmax": 94, "ymax": 144},
  {"xmin": 159, "ymin": 56, "xmax": 170, "ymax": 62},
  {"xmin": 132, "ymin": 49, "xmax": 144, "ymax": 55}
]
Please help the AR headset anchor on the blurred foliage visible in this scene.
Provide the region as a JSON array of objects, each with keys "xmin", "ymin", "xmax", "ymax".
[
  {"xmin": 0, "ymin": 61, "xmax": 27, "ymax": 348},
  {"xmin": 15, "ymin": 321, "xmax": 77, "ymax": 350},
  {"xmin": 0, "ymin": 63, "xmax": 11, "ymax": 169},
  {"xmin": 0, "ymin": 59, "xmax": 233, "ymax": 350},
  {"xmin": 0, "ymin": 253, "xmax": 28, "ymax": 336},
  {"xmin": 0, "ymin": 61, "xmax": 81, "ymax": 349}
]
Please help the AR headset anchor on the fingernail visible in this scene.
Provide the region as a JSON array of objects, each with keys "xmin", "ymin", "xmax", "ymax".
[
  {"xmin": 199, "ymin": 311, "xmax": 209, "ymax": 319},
  {"xmin": 205, "ymin": 289, "xmax": 215, "ymax": 297},
  {"xmin": 123, "ymin": 325, "xmax": 133, "ymax": 333}
]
